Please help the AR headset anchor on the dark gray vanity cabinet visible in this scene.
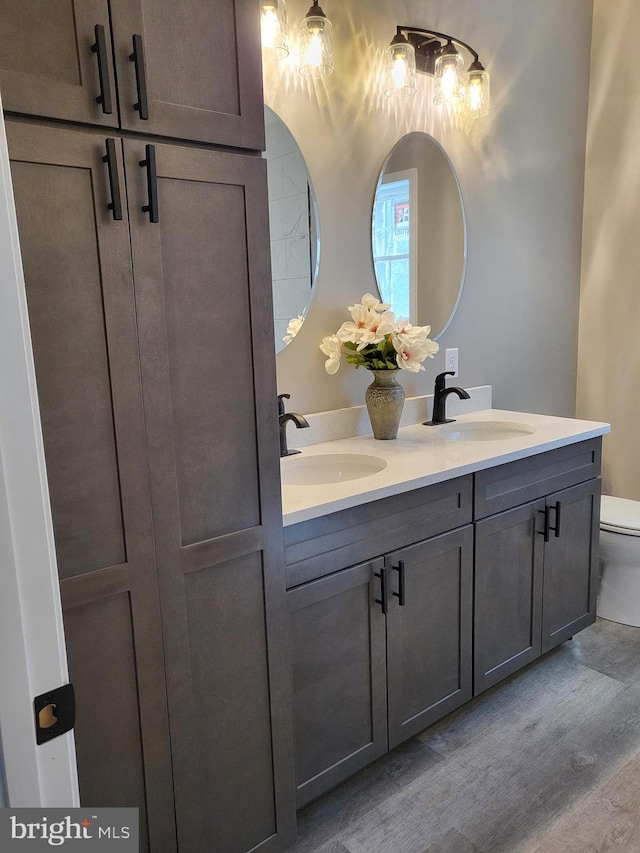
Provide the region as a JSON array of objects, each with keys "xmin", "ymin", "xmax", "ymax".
[
  {"xmin": 540, "ymin": 478, "xmax": 601, "ymax": 653},
  {"xmin": 474, "ymin": 440, "xmax": 602, "ymax": 695},
  {"xmin": 284, "ymin": 438, "xmax": 602, "ymax": 809},
  {"xmin": 386, "ymin": 528, "xmax": 473, "ymax": 750},
  {"xmin": 285, "ymin": 477, "xmax": 474, "ymax": 807},
  {"xmin": 474, "ymin": 500, "xmax": 545, "ymax": 694},
  {"xmin": 110, "ymin": 0, "xmax": 264, "ymax": 148},
  {"xmin": 126, "ymin": 137, "xmax": 295, "ymax": 853},
  {"xmin": 4, "ymin": 0, "xmax": 297, "ymax": 848},
  {"xmin": 7, "ymin": 118, "xmax": 296, "ymax": 852},
  {"xmin": 7, "ymin": 121, "xmax": 173, "ymax": 853},
  {"xmin": 287, "ymin": 559, "xmax": 388, "ymax": 809},
  {"xmin": 0, "ymin": 0, "xmax": 264, "ymax": 149},
  {"xmin": 0, "ymin": 1, "xmax": 118, "ymax": 129}
]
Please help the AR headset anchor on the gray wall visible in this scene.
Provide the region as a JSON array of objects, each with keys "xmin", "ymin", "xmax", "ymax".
[{"xmin": 265, "ymin": 0, "xmax": 593, "ymax": 416}]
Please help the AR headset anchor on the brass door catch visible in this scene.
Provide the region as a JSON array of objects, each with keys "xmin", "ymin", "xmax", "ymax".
[{"xmin": 34, "ymin": 683, "xmax": 75, "ymax": 745}]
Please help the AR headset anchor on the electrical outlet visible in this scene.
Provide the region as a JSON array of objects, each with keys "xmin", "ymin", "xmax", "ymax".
[{"xmin": 445, "ymin": 348, "xmax": 459, "ymax": 377}]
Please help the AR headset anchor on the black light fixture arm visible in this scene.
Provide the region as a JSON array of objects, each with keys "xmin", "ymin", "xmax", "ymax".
[
  {"xmin": 393, "ymin": 25, "xmax": 485, "ymax": 77},
  {"xmin": 395, "ymin": 26, "xmax": 480, "ymax": 63}
]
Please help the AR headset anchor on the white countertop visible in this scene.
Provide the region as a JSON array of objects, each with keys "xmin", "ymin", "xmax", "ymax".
[{"xmin": 280, "ymin": 409, "xmax": 610, "ymax": 526}]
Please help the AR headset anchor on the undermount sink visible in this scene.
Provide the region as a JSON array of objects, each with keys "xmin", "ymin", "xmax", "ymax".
[
  {"xmin": 281, "ymin": 453, "xmax": 387, "ymax": 486},
  {"xmin": 439, "ymin": 420, "xmax": 536, "ymax": 441}
]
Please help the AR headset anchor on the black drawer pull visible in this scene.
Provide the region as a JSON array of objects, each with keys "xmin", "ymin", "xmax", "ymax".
[
  {"xmin": 392, "ymin": 560, "xmax": 406, "ymax": 606},
  {"xmin": 102, "ymin": 139, "xmax": 122, "ymax": 221},
  {"xmin": 140, "ymin": 144, "xmax": 159, "ymax": 223},
  {"xmin": 130, "ymin": 34, "xmax": 149, "ymax": 120},
  {"xmin": 374, "ymin": 567, "xmax": 388, "ymax": 615},
  {"xmin": 91, "ymin": 24, "xmax": 113, "ymax": 115}
]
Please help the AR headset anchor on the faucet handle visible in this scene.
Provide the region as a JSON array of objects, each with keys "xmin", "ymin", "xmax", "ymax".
[
  {"xmin": 435, "ymin": 371, "xmax": 455, "ymax": 391},
  {"xmin": 277, "ymin": 393, "xmax": 291, "ymax": 416}
]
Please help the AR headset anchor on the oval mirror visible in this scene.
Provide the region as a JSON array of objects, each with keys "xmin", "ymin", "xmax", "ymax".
[
  {"xmin": 263, "ymin": 106, "xmax": 320, "ymax": 353},
  {"xmin": 371, "ymin": 132, "xmax": 466, "ymax": 339}
]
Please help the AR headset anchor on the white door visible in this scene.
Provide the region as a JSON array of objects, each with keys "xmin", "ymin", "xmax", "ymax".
[{"xmin": 0, "ymin": 92, "xmax": 79, "ymax": 806}]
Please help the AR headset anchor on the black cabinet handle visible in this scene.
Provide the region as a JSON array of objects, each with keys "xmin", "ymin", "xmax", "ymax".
[
  {"xmin": 392, "ymin": 560, "xmax": 406, "ymax": 606},
  {"xmin": 374, "ymin": 567, "xmax": 389, "ymax": 615},
  {"xmin": 539, "ymin": 506, "xmax": 551, "ymax": 542},
  {"xmin": 91, "ymin": 24, "xmax": 113, "ymax": 115},
  {"xmin": 539, "ymin": 502, "xmax": 562, "ymax": 541},
  {"xmin": 551, "ymin": 501, "xmax": 562, "ymax": 538},
  {"xmin": 140, "ymin": 145, "xmax": 159, "ymax": 223},
  {"xmin": 129, "ymin": 34, "xmax": 149, "ymax": 120},
  {"xmin": 102, "ymin": 139, "xmax": 123, "ymax": 221}
]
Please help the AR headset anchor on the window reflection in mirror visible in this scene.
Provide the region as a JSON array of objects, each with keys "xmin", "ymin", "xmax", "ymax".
[
  {"xmin": 263, "ymin": 106, "xmax": 319, "ymax": 353},
  {"xmin": 372, "ymin": 133, "xmax": 466, "ymax": 339},
  {"xmin": 372, "ymin": 169, "xmax": 417, "ymax": 321}
]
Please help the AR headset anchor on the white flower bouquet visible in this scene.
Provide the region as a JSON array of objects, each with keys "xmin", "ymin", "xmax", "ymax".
[{"xmin": 319, "ymin": 293, "xmax": 439, "ymax": 375}]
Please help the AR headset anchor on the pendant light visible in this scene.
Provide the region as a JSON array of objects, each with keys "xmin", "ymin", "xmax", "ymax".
[
  {"xmin": 465, "ymin": 59, "xmax": 490, "ymax": 118},
  {"xmin": 383, "ymin": 31, "xmax": 417, "ymax": 97},
  {"xmin": 433, "ymin": 41, "xmax": 465, "ymax": 106},
  {"xmin": 261, "ymin": 0, "xmax": 289, "ymax": 60},
  {"xmin": 299, "ymin": 0, "xmax": 334, "ymax": 78}
]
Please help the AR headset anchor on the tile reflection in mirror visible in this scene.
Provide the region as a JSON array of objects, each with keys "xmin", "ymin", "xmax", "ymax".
[{"xmin": 263, "ymin": 106, "xmax": 320, "ymax": 353}]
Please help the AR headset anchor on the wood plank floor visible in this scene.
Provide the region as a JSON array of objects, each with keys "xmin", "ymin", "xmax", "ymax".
[{"xmin": 289, "ymin": 619, "xmax": 640, "ymax": 853}]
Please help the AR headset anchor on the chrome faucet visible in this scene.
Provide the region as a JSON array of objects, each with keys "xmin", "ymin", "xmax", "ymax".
[
  {"xmin": 424, "ymin": 371, "xmax": 470, "ymax": 425},
  {"xmin": 278, "ymin": 393, "xmax": 310, "ymax": 457}
]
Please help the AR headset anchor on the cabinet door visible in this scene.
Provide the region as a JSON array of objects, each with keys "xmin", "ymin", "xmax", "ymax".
[
  {"xmin": 125, "ymin": 140, "xmax": 294, "ymax": 852},
  {"xmin": 110, "ymin": 0, "xmax": 264, "ymax": 148},
  {"xmin": 287, "ymin": 560, "xmax": 388, "ymax": 809},
  {"xmin": 0, "ymin": 1, "xmax": 118, "ymax": 127},
  {"xmin": 541, "ymin": 479, "xmax": 601, "ymax": 653},
  {"xmin": 6, "ymin": 123, "xmax": 174, "ymax": 853},
  {"xmin": 386, "ymin": 526, "xmax": 473, "ymax": 750},
  {"xmin": 474, "ymin": 500, "xmax": 545, "ymax": 695}
]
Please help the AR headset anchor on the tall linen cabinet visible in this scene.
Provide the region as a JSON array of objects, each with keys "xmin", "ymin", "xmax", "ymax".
[{"xmin": 0, "ymin": 2, "xmax": 296, "ymax": 851}]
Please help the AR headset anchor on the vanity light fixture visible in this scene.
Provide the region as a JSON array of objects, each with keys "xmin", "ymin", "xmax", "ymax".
[
  {"xmin": 299, "ymin": 0, "xmax": 334, "ymax": 78},
  {"xmin": 383, "ymin": 26, "xmax": 490, "ymax": 117},
  {"xmin": 260, "ymin": 0, "xmax": 289, "ymax": 60}
]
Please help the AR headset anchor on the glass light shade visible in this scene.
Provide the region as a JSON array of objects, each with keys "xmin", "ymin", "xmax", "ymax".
[
  {"xmin": 261, "ymin": 0, "xmax": 289, "ymax": 60},
  {"xmin": 433, "ymin": 47, "xmax": 465, "ymax": 106},
  {"xmin": 383, "ymin": 40, "xmax": 417, "ymax": 97},
  {"xmin": 465, "ymin": 65, "xmax": 490, "ymax": 118},
  {"xmin": 299, "ymin": 13, "xmax": 334, "ymax": 77}
]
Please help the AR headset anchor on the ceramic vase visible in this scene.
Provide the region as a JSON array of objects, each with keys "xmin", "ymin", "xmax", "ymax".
[{"xmin": 365, "ymin": 369, "xmax": 405, "ymax": 440}]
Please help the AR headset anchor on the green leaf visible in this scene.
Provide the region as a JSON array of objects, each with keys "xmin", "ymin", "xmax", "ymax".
[{"xmin": 345, "ymin": 352, "xmax": 367, "ymax": 369}]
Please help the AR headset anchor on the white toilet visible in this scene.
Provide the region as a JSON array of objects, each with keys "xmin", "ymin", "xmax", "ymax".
[{"xmin": 597, "ymin": 495, "xmax": 640, "ymax": 627}]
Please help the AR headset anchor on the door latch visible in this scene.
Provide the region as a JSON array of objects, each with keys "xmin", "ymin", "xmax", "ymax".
[{"xmin": 34, "ymin": 683, "xmax": 75, "ymax": 745}]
